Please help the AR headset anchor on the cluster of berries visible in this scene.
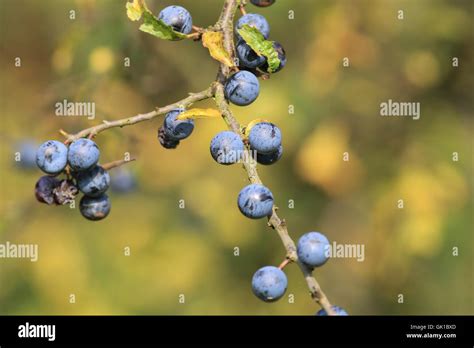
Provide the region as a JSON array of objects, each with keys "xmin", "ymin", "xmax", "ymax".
[{"xmin": 34, "ymin": 139, "xmax": 112, "ymax": 221}]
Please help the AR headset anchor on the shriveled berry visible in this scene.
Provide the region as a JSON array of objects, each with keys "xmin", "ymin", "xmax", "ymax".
[
  {"xmin": 35, "ymin": 176, "xmax": 60, "ymax": 205},
  {"xmin": 53, "ymin": 179, "xmax": 79, "ymax": 205}
]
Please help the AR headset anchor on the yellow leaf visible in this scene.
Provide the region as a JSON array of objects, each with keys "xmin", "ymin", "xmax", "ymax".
[
  {"xmin": 126, "ymin": 0, "xmax": 144, "ymax": 21},
  {"xmin": 202, "ymin": 32, "xmax": 235, "ymax": 68},
  {"xmin": 176, "ymin": 108, "xmax": 222, "ymax": 120}
]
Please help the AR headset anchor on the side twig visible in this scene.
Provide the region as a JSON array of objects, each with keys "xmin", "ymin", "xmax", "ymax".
[
  {"xmin": 63, "ymin": 87, "xmax": 213, "ymax": 143},
  {"xmin": 102, "ymin": 158, "xmax": 136, "ymax": 171}
]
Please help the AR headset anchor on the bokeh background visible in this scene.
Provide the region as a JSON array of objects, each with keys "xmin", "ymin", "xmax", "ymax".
[{"xmin": 0, "ymin": 0, "xmax": 472, "ymax": 315}]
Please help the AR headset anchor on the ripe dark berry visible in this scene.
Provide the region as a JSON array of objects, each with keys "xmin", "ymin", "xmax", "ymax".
[
  {"xmin": 36, "ymin": 140, "xmax": 68, "ymax": 174},
  {"xmin": 236, "ymin": 40, "xmax": 266, "ymax": 69},
  {"xmin": 76, "ymin": 165, "xmax": 110, "ymax": 197},
  {"xmin": 35, "ymin": 176, "xmax": 60, "ymax": 205},
  {"xmin": 79, "ymin": 194, "xmax": 111, "ymax": 221},
  {"xmin": 163, "ymin": 109, "xmax": 194, "ymax": 140},
  {"xmin": 256, "ymin": 145, "xmax": 283, "ymax": 165},
  {"xmin": 252, "ymin": 266, "xmax": 287, "ymax": 302},
  {"xmin": 158, "ymin": 5, "xmax": 193, "ymax": 35},
  {"xmin": 250, "ymin": 0, "xmax": 276, "ymax": 7},
  {"xmin": 261, "ymin": 41, "xmax": 287, "ymax": 73},
  {"xmin": 210, "ymin": 131, "xmax": 244, "ymax": 165},
  {"xmin": 237, "ymin": 183, "xmax": 274, "ymax": 219},
  {"xmin": 224, "ymin": 71, "xmax": 260, "ymax": 106},
  {"xmin": 158, "ymin": 125, "xmax": 180, "ymax": 149},
  {"xmin": 68, "ymin": 138, "xmax": 100, "ymax": 172}
]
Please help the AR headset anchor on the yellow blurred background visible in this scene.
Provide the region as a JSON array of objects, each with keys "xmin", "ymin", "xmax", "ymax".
[{"xmin": 0, "ymin": 0, "xmax": 472, "ymax": 315}]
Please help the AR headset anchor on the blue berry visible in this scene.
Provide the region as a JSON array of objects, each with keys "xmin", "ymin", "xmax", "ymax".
[
  {"xmin": 79, "ymin": 194, "xmax": 111, "ymax": 221},
  {"xmin": 210, "ymin": 131, "xmax": 244, "ymax": 165},
  {"xmin": 158, "ymin": 5, "xmax": 193, "ymax": 35},
  {"xmin": 236, "ymin": 40, "xmax": 266, "ymax": 69},
  {"xmin": 76, "ymin": 165, "xmax": 110, "ymax": 197},
  {"xmin": 17, "ymin": 140, "xmax": 38, "ymax": 169},
  {"xmin": 256, "ymin": 145, "xmax": 283, "ymax": 165},
  {"xmin": 236, "ymin": 13, "xmax": 270, "ymax": 40},
  {"xmin": 316, "ymin": 305, "xmax": 348, "ymax": 316},
  {"xmin": 250, "ymin": 0, "xmax": 275, "ymax": 7},
  {"xmin": 163, "ymin": 109, "xmax": 194, "ymax": 140},
  {"xmin": 158, "ymin": 125, "xmax": 180, "ymax": 149},
  {"xmin": 111, "ymin": 168, "xmax": 136, "ymax": 193},
  {"xmin": 224, "ymin": 71, "xmax": 260, "ymax": 106},
  {"xmin": 297, "ymin": 232, "xmax": 330, "ymax": 268},
  {"xmin": 237, "ymin": 183, "xmax": 273, "ymax": 219},
  {"xmin": 67, "ymin": 138, "xmax": 100, "ymax": 172},
  {"xmin": 248, "ymin": 122, "xmax": 282, "ymax": 154},
  {"xmin": 36, "ymin": 140, "xmax": 68, "ymax": 174},
  {"xmin": 261, "ymin": 41, "xmax": 287, "ymax": 73},
  {"xmin": 252, "ymin": 266, "xmax": 287, "ymax": 302}
]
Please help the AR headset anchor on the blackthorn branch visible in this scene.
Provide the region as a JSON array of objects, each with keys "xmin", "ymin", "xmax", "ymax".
[{"xmin": 55, "ymin": 0, "xmax": 337, "ymax": 315}]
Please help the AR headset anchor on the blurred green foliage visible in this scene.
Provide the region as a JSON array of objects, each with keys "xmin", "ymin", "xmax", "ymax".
[{"xmin": 0, "ymin": 0, "xmax": 472, "ymax": 315}]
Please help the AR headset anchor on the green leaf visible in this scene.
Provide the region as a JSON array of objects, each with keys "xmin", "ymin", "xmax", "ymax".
[
  {"xmin": 237, "ymin": 25, "xmax": 280, "ymax": 73},
  {"xmin": 139, "ymin": 11, "xmax": 188, "ymax": 41}
]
